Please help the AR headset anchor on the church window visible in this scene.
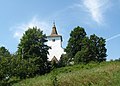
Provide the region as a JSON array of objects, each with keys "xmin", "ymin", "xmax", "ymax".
[{"xmin": 52, "ymin": 39, "xmax": 55, "ymax": 42}]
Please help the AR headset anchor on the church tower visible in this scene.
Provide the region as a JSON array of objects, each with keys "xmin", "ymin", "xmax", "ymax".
[{"xmin": 46, "ymin": 23, "xmax": 65, "ymax": 61}]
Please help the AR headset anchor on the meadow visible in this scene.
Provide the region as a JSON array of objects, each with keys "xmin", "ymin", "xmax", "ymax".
[{"xmin": 12, "ymin": 61, "xmax": 120, "ymax": 86}]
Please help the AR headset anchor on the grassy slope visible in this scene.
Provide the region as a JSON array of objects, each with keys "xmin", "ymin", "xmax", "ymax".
[{"xmin": 13, "ymin": 61, "xmax": 120, "ymax": 86}]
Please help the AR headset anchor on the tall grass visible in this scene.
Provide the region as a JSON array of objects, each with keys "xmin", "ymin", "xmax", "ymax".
[{"xmin": 13, "ymin": 61, "xmax": 120, "ymax": 86}]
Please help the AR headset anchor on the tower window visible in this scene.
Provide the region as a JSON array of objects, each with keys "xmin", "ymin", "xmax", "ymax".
[{"xmin": 52, "ymin": 39, "xmax": 55, "ymax": 42}]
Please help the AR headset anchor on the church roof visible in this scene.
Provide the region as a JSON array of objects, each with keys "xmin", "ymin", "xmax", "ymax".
[
  {"xmin": 51, "ymin": 56, "xmax": 59, "ymax": 63},
  {"xmin": 51, "ymin": 22, "xmax": 58, "ymax": 35},
  {"xmin": 48, "ymin": 22, "xmax": 62, "ymax": 37}
]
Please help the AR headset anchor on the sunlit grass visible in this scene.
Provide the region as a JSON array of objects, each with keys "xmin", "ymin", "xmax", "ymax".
[{"xmin": 13, "ymin": 61, "xmax": 120, "ymax": 86}]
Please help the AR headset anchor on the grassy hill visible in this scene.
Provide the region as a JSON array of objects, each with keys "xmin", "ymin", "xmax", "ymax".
[{"xmin": 12, "ymin": 61, "xmax": 120, "ymax": 86}]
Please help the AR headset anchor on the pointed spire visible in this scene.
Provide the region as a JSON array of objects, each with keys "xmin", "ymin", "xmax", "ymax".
[{"xmin": 51, "ymin": 22, "xmax": 58, "ymax": 36}]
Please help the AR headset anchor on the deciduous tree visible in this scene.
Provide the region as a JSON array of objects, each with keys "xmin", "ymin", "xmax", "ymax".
[
  {"xmin": 18, "ymin": 27, "xmax": 50, "ymax": 74},
  {"xmin": 65, "ymin": 26, "xmax": 87, "ymax": 61}
]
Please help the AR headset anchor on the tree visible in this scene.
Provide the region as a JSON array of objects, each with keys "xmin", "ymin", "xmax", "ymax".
[
  {"xmin": 0, "ymin": 46, "xmax": 11, "ymax": 58},
  {"xmin": 74, "ymin": 34, "xmax": 107, "ymax": 64},
  {"xmin": 90, "ymin": 34, "xmax": 107, "ymax": 62},
  {"xmin": 74, "ymin": 37, "xmax": 92, "ymax": 64},
  {"xmin": 0, "ymin": 46, "xmax": 13, "ymax": 85},
  {"xmin": 0, "ymin": 56, "xmax": 13, "ymax": 85},
  {"xmin": 59, "ymin": 54, "xmax": 69, "ymax": 67},
  {"xmin": 74, "ymin": 50, "xmax": 87, "ymax": 64},
  {"xmin": 65, "ymin": 26, "xmax": 87, "ymax": 61},
  {"xmin": 0, "ymin": 57, "xmax": 9, "ymax": 85},
  {"xmin": 17, "ymin": 27, "xmax": 50, "ymax": 75},
  {"xmin": 12, "ymin": 56, "xmax": 38, "ymax": 79}
]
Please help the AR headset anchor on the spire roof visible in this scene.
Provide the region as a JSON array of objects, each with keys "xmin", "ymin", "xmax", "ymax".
[
  {"xmin": 47, "ymin": 22, "xmax": 63, "ymax": 41},
  {"xmin": 50, "ymin": 22, "xmax": 59, "ymax": 36}
]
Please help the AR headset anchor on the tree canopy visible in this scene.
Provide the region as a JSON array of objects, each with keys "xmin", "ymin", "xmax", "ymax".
[
  {"xmin": 18, "ymin": 27, "xmax": 50, "ymax": 74},
  {"xmin": 90, "ymin": 34, "xmax": 107, "ymax": 62},
  {"xmin": 0, "ymin": 46, "xmax": 11, "ymax": 58},
  {"xmin": 65, "ymin": 26, "xmax": 107, "ymax": 64},
  {"xmin": 0, "ymin": 25, "xmax": 107, "ymax": 85},
  {"xmin": 65, "ymin": 26, "xmax": 87, "ymax": 61}
]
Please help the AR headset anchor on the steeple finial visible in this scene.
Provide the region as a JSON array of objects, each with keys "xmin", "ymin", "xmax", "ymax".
[{"xmin": 53, "ymin": 21, "xmax": 55, "ymax": 27}]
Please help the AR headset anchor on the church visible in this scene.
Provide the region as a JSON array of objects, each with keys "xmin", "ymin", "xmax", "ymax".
[{"xmin": 46, "ymin": 23, "xmax": 65, "ymax": 62}]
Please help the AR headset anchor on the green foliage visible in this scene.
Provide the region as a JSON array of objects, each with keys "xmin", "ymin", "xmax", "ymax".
[
  {"xmin": 74, "ymin": 36, "xmax": 97, "ymax": 64},
  {"xmin": 65, "ymin": 26, "xmax": 86, "ymax": 61},
  {"xmin": 51, "ymin": 60, "xmax": 58, "ymax": 69},
  {"xmin": 0, "ymin": 47, "xmax": 12, "ymax": 85},
  {"xmin": 51, "ymin": 75, "xmax": 58, "ymax": 86},
  {"xmin": 81, "ymin": 36, "xmax": 96, "ymax": 62},
  {"xmin": 59, "ymin": 54, "xmax": 69, "ymax": 67},
  {"xmin": 115, "ymin": 58, "xmax": 120, "ymax": 61},
  {"xmin": 74, "ymin": 34, "xmax": 107, "ymax": 64},
  {"xmin": 0, "ymin": 57, "xmax": 9, "ymax": 85},
  {"xmin": 0, "ymin": 27, "xmax": 52, "ymax": 85},
  {"xmin": 66, "ymin": 26, "xmax": 107, "ymax": 64},
  {"xmin": 51, "ymin": 71, "xmax": 59, "ymax": 86},
  {"xmin": 90, "ymin": 34, "xmax": 107, "ymax": 62},
  {"xmin": 18, "ymin": 27, "xmax": 49, "ymax": 60},
  {"xmin": 0, "ymin": 55, "xmax": 39, "ymax": 85},
  {"xmin": 0, "ymin": 46, "xmax": 11, "ymax": 58},
  {"xmin": 12, "ymin": 61, "xmax": 120, "ymax": 86},
  {"xmin": 17, "ymin": 27, "xmax": 50, "ymax": 75},
  {"xmin": 12, "ymin": 57, "xmax": 38, "ymax": 79},
  {"xmin": 0, "ymin": 26, "xmax": 108, "ymax": 85},
  {"xmin": 74, "ymin": 50, "xmax": 88, "ymax": 64}
]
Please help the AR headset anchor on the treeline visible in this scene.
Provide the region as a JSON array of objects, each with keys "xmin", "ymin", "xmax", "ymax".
[
  {"xmin": 0, "ymin": 26, "xmax": 107, "ymax": 85},
  {"xmin": 59, "ymin": 26, "xmax": 107, "ymax": 67},
  {"xmin": 0, "ymin": 27, "xmax": 51, "ymax": 85}
]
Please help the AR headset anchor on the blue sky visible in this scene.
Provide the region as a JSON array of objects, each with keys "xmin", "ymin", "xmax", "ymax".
[{"xmin": 0, "ymin": 0, "xmax": 120, "ymax": 60}]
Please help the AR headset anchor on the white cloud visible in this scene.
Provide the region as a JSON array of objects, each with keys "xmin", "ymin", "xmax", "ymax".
[
  {"xmin": 106, "ymin": 34, "xmax": 120, "ymax": 42},
  {"xmin": 10, "ymin": 16, "xmax": 51, "ymax": 40},
  {"xmin": 83, "ymin": 0, "xmax": 110, "ymax": 24}
]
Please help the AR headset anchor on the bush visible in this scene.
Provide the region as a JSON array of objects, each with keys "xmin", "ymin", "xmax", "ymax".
[
  {"xmin": 0, "ymin": 57, "xmax": 13, "ymax": 85},
  {"xmin": 12, "ymin": 57, "xmax": 38, "ymax": 79},
  {"xmin": 74, "ymin": 50, "xmax": 88, "ymax": 64},
  {"xmin": 59, "ymin": 54, "xmax": 69, "ymax": 67}
]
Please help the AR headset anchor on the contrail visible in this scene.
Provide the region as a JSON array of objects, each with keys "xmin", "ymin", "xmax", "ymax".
[{"xmin": 106, "ymin": 34, "xmax": 120, "ymax": 42}]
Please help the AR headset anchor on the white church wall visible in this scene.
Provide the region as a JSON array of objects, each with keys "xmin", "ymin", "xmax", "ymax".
[{"xmin": 46, "ymin": 36, "xmax": 65, "ymax": 61}]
